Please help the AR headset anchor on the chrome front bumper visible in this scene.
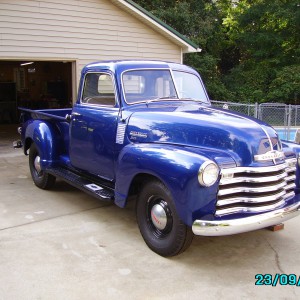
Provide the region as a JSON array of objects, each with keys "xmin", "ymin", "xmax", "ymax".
[{"xmin": 192, "ymin": 202, "xmax": 300, "ymax": 236}]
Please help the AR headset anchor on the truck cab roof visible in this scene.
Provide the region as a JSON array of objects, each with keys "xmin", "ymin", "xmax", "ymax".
[{"xmin": 82, "ymin": 60, "xmax": 198, "ymax": 76}]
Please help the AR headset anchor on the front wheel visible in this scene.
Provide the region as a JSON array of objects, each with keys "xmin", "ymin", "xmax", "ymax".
[
  {"xmin": 136, "ymin": 180, "xmax": 193, "ymax": 257},
  {"xmin": 29, "ymin": 143, "xmax": 56, "ymax": 190}
]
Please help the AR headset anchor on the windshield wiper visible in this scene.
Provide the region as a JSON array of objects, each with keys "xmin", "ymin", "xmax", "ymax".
[
  {"xmin": 179, "ymin": 98, "xmax": 208, "ymax": 104},
  {"xmin": 146, "ymin": 95, "xmax": 178, "ymax": 106}
]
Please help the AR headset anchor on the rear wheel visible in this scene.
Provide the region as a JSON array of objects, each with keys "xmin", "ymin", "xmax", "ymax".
[
  {"xmin": 29, "ymin": 143, "xmax": 56, "ymax": 189},
  {"xmin": 136, "ymin": 180, "xmax": 193, "ymax": 257}
]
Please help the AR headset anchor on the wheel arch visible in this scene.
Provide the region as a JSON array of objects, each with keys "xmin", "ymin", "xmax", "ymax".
[
  {"xmin": 127, "ymin": 172, "xmax": 163, "ymax": 198},
  {"xmin": 22, "ymin": 120, "xmax": 61, "ymax": 169},
  {"xmin": 114, "ymin": 143, "xmax": 217, "ymax": 227}
]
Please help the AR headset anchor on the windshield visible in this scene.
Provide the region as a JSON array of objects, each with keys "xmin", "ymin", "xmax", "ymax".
[
  {"xmin": 122, "ymin": 69, "xmax": 209, "ymax": 104},
  {"xmin": 172, "ymin": 71, "xmax": 208, "ymax": 102}
]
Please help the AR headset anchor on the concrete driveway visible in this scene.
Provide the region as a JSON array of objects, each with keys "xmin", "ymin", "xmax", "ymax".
[{"xmin": 1, "ymin": 125, "xmax": 300, "ymax": 300}]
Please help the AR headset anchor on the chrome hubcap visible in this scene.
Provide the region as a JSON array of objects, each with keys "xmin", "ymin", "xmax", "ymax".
[
  {"xmin": 34, "ymin": 156, "xmax": 42, "ymax": 174},
  {"xmin": 151, "ymin": 203, "xmax": 168, "ymax": 230}
]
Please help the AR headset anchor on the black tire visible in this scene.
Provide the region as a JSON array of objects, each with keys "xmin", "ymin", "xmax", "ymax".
[
  {"xmin": 136, "ymin": 180, "xmax": 193, "ymax": 257},
  {"xmin": 29, "ymin": 143, "xmax": 56, "ymax": 190}
]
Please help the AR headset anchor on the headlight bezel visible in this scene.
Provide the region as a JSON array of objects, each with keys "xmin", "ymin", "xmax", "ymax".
[{"xmin": 198, "ymin": 161, "xmax": 219, "ymax": 187}]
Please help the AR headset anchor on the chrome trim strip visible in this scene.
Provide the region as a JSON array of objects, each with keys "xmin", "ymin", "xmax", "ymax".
[
  {"xmin": 217, "ymin": 190, "xmax": 287, "ymax": 206},
  {"xmin": 259, "ymin": 125, "xmax": 274, "ymax": 151},
  {"xmin": 215, "ymin": 200, "xmax": 286, "ymax": 216},
  {"xmin": 116, "ymin": 123, "xmax": 127, "ymax": 144},
  {"xmin": 287, "ymin": 166, "xmax": 297, "ymax": 173},
  {"xmin": 169, "ymin": 68, "xmax": 180, "ymax": 101},
  {"xmin": 286, "ymin": 158, "xmax": 298, "ymax": 164},
  {"xmin": 285, "ymin": 175, "xmax": 296, "ymax": 182},
  {"xmin": 283, "ymin": 191, "xmax": 296, "ymax": 200},
  {"xmin": 284, "ymin": 183, "xmax": 296, "ymax": 191},
  {"xmin": 218, "ymin": 181, "xmax": 287, "ymax": 196},
  {"xmin": 221, "ymin": 162, "xmax": 288, "ymax": 175},
  {"xmin": 192, "ymin": 202, "xmax": 300, "ymax": 236},
  {"xmin": 220, "ymin": 172, "xmax": 288, "ymax": 185}
]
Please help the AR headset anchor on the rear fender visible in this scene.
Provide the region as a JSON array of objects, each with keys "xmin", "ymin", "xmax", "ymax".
[
  {"xmin": 23, "ymin": 120, "xmax": 62, "ymax": 169},
  {"xmin": 115, "ymin": 143, "xmax": 219, "ymax": 226}
]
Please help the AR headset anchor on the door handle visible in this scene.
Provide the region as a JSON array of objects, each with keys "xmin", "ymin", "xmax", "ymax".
[
  {"xmin": 65, "ymin": 112, "xmax": 82, "ymax": 122},
  {"xmin": 65, "ymin": 114, "xmax": 72, "ymax": 122}
]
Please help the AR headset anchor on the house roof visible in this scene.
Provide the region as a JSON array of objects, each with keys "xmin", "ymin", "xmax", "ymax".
[{"xmin": 111, "ymin": 0, "xmax": 202, "ymax": 53}]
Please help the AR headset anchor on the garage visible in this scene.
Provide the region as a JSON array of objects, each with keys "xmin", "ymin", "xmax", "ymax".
[
  {"xmin": 0, "ymin": 0, "xmax": 200, "ymax": 124},
  {"xmin": 0, "ymin": 60, "xmax": 73, "ymax": 123}
]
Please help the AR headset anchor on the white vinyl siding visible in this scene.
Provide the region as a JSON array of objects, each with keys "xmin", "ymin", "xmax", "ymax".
[{"xmin": 0, "ymin": 0, "xmax": 182, "ymax": 86}]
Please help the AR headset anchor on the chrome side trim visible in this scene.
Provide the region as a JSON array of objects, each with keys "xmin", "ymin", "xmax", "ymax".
[
  {"xmin": 116, "ymin": 123, "xmax": 127, "ymax": 144},
  {"xmin": 192, "ymin": 202, "xmax": 300, "ymax": 236}
]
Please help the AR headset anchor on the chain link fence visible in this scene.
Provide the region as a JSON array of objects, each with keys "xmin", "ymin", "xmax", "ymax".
[{"xmin": 211, "ymin": 100, "xmax": 300, "ymax": 141}]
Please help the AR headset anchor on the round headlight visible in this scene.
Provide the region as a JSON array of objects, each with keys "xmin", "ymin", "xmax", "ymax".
[{"xmin": 198, "ymin": 161, "xmax": 219, "ymax": 187}]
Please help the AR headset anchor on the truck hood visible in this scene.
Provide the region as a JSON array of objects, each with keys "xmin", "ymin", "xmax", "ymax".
[{"xmin": 126, "ymin": 103, "xmax": 282, "ymax": 166}]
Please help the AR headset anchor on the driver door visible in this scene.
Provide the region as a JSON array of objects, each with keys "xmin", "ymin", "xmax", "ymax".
[{"xmin": 69, "ymin": 72, "xmax": 119, "ymax": 181}]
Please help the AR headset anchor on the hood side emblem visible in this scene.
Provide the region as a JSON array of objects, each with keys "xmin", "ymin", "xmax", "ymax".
[{"xmin": 130, "ymin": 131, "xmax": 148, "ymax": 139}]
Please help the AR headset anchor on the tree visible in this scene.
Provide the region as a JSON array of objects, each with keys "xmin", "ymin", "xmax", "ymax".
[
  {"xmin": 220, "ymin": 0, "xmax": 300, "ymax": 103},
  {"xmin": 134, "ymin": 0, "xmax": 232, "ymax": 100},
  {"xmin": 134, "ymin": 0, "xmax": 300, "ymax": 104}
]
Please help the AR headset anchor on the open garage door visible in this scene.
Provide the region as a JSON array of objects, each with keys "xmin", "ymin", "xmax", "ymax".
[{"xmin": 0, "ymin": 61, "xmax": 73, "ymax": 124}]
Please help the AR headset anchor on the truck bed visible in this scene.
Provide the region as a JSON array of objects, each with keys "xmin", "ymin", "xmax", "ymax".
[{"xmin": 19, "ymin": 107, "xmax": 72, "ymax": 122}]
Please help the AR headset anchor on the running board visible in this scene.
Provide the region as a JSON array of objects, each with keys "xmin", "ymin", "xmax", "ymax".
[{"xmin": 47, "ymin": 167, "xmax": 114, "ymax": 201}]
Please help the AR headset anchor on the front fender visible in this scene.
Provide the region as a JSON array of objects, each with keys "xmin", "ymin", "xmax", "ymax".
[
  {"xmin": 115, "ymin": 143, "xmax": 221, "ymax": 226},
  {"xmin": 23, "ymin": 119, "xmax": 61, "ymax": 169}
]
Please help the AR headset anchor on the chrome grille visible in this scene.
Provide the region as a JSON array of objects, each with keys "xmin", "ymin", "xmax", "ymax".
[{"xmin": 216, "ymin": 158, "xmax": 297, "ymax": 216}]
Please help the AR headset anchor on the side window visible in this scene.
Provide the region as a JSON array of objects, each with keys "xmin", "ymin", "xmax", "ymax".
[{"xmin": 82, "ymin": 73, "xmax": 115, "ymax": 106}]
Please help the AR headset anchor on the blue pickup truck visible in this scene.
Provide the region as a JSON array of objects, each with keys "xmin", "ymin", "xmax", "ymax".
[{"xmin": 16, "ymin": 60, "xmax": 300, "ymax": 256}]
